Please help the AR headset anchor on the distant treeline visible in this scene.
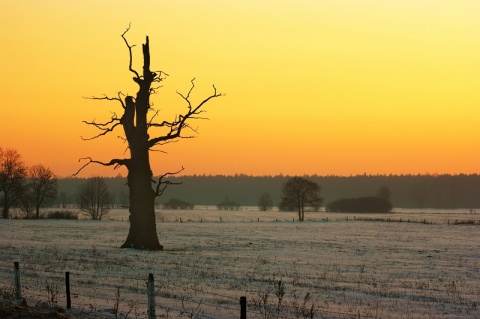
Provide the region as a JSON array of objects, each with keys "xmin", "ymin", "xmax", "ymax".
[{"xmin": 56, "ymin": 174, "xmax": 480, "ymax": 209}]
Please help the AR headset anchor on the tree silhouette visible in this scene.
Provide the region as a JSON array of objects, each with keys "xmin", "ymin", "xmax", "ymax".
[
  {"xmin": 217, "ymin": 196, "xmax": 241, "ymax": 211},
  {"xmin": 27, "ymin": 164, "xmax": 58, "ymax": 219},
  {"xmin": 79, "ymin": 177, "xmax": 112, "ymax": 220},
  {"xmin": 279, "ymin": 177, "xmax": 322, "ymax": 221},
  {"xmin": 0, "ymin": 148, "xmax": 27, "ymax": 218},
  {"xmin": 258, "ymin": 192, "xmax": 273, "ymax": 211},
  {"xmin": 163, "ymin": 198, "xmax": 194, "ymax": 210},
  {"xmin": 75, "ymin": 27, "xmax": 221, "ymax": 249}
]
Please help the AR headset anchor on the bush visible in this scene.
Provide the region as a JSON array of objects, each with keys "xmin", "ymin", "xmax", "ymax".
[
  {"xmin": 46, "ymin": 210, "xmax": 79, "ymax": 220},
  {"xmin": 217, "ymin": 197, "xmax": 241, "ymax": 211},
  {"xmin": 163, "ymin": 198, "xmax": 194, "ymax": 210},
  {"xmin": 327, "ymin": 196, "xmax": 392, "ymax": 213}
]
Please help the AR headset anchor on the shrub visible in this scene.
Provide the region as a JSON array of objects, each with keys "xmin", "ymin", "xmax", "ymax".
[
  {"xmin": 327, "ymin": 196, "xmax": 392, "ymax": 213},
  {"xmin": 46, "ymin": 210, "xmax": 79, "ymax": 220},
  {"xmin": 217, "ymin": 196, "xmax": 241, "ymax": 211},
  {"xmin": 163, "ymin": 198, "xmax": 194, "ymax": 210}
]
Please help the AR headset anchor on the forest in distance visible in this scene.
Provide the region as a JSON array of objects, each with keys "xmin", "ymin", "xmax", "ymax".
[{"xmin": 57, "ymin": 174, "xmax": 480, "ymax": 209}]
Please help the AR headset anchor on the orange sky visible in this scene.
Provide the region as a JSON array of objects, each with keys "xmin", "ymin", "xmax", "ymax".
[{"xmin": 1, "ymin": 1, "xmax": 479, "ymax": 177}]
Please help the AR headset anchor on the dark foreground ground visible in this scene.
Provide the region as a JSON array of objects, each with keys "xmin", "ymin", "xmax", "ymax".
[{"xmin": 0, "ymin": 300, "xmax": 85, "ymax": 319}]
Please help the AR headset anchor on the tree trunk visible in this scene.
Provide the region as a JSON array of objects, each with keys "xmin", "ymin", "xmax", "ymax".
[
  {"xmin": 118, "ymin": 36, "xmax": 162, "ymax": 250},
  {"xmin": 297, "ymin": 198, "xmax": 303, "ymax": 221},
  {"xmin": 121, "ymin": 176, "xmax": 161, "ymax": 250},
  {"xmin": 121, "ymin": 143, "xmax": 162, "ymax": 250},
  {"xmin": 2, "ymin": 193, "xmax": 10, "ymax": 219}
]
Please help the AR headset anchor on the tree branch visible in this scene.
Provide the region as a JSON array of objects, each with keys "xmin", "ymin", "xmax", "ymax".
[
  {"xmin": 154, "ymin": 166, "xmax": 184, "ymax": 197},
  {"xmin": 121, "ymin": 24, "xmax": 141, "ymax": 82},
  {"xmin": 84, "ymin": 92, "xmax": 127, "ymax": 109},
  {"xmin": 73, "ymin": 157, "xmax": 130, "ymax": 176},
  {"xmin": 81, "ymin": 113, "xmax": 122, "ymax": 140},
  {"xmin": 176, "ymin": 78, "xmax": 196, "ymax": 111},
  {"xmin": 148, "ymin": 81, "xmax": 222, "ymax": 148},
  {"xmin": 147, "ymin": 109, "xmax": 183, "ymax": 130},
  {"xmin": 81, "ymin": 93, "xmax": 129, "ymax": 140}
]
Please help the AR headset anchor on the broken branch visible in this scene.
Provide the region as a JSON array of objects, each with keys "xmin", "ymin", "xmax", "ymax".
[
  {"xmin": 73, "ymin": 157, "xmax": 130, "ymax": 176},
  {"xmin": 121, "ymin": 24, "xmax": 141, "ymax": 81}
]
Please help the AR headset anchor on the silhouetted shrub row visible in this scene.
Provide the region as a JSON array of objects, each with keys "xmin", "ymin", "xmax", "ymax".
[
  {"xmin": 343, "ymin": 216, "xmax": 434, "ymax": 224},
  {"xmin": 327, "ymin": 196, "xmax": 392, "ymax": 213},
  {"xmin": 163, "ymin": 198, "xmax": 194, "ymax": 210},
  {"xmin": 46, "ymin": 210, "xmax": 79, "ymax": 219},
  {"xmin": 450, "ymin": 219, "xmax": 479, "ymax": 225},
  {"xmin": 217, "ymin": 197, "xmax": 241, "ymax": 211}
]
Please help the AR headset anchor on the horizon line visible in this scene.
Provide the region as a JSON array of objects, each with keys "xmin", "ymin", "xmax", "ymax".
[{"xmin": 57, "ymin": 172, "xmax": 480, "ymax": 179}]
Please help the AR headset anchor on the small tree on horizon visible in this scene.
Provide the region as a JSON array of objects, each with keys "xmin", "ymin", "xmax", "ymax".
[
  {"xmin": 258, "ymin": 192, "xmax": 273, "ymax": 211},
  {"xmin": 27, "ymin": 164, "xmax": 58, "ymax": 219},
  {"xmin": 79, "ymin": 177, "xmax": 112, "ymax": 220},
  {"xmin": 279, "ymin": 177, "xmax": 322, "ymax": 221},
  {"xmin": 217, "ymin": 196, "xmax": 241, "ymax": 211},
  {"xmin": 163, "ymin": 198, "xmax": 194, "ymax": 210},
  {"xmin": 58, "ymin": 191, "xmax": 68, "ymax": 209},
  {"xmin": 0, "ymin": 148, "xmax": 27, "ymax": 219}
]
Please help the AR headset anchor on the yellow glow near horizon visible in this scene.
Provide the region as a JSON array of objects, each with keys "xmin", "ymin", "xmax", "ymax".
[{"xmin": 0, "ymin": 1, "xmax": 478, "ymax": 177}]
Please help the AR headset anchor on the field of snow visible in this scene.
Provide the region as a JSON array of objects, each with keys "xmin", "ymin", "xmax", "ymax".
[{"xmin": 0, "ymin": 208, "xmax": 479, "ymax": 318}]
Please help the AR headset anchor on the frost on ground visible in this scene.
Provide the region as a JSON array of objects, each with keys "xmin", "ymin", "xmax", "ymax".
[{"xmin": 0, "ymin": 208, "xmax": 479, "ymax": 319}]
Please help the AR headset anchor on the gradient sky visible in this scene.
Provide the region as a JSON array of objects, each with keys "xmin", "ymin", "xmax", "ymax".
[{"xmin": 1, "ymin": 1, "xmax": 479, "ymax": 177}]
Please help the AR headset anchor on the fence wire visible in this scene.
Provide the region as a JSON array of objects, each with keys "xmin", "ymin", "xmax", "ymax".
[{"xmin": 1, "ymin": 260, "xmax": 475, "ymax": 319}]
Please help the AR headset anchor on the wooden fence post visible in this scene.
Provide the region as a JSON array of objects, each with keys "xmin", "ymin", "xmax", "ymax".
[
  {"xmin": 65, "ymin": 272, "xmax": 71, "ymax": 309},
  {"xmin": 14, "ymin": 262, "xmax": 21, "ymax": 300},
  {"xmin": 147, "ymin": 273, "xmax": 155, "ymax": 319},
  {"xmin": 240, "ymin": 296, "xmax": 246, "ymax": 319}
]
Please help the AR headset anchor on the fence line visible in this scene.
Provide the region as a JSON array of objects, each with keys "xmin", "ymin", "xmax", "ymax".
[
  {"xmin": 0, "ymin": 262, "xmax": 251, "ymax": 319},
  {"xmin": 1, "ymin": 258, "xmax": 472, "ymax": 313},
  {"xmin": 0, "ymin": 261, "xmax": 381, "ymax": 319},
  {"xmin": 4, "ymin": 261, "xmax": 472, "ymax": 319}
]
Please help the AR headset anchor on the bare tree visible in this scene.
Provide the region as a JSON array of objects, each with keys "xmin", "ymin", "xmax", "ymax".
[
  {"xmin": 0, "ymin": 148, "xmax": 27, "ymax": 218},
  {"xmin": 258, "ymin": 192, "xmax": 273, "ymax": 211},
  {"xmin": 279, "ymin": 177, "xmax": 322, "ymax": 221},
  {"xmin": 74, "ymin": 27, "xmax": 222, "ymax": 249},
  {"xmin": 58, "ymin": 191, "xmax": 68, "ymax": 208},
  {"xmin": 18, "ymin": 191, "xmax": 35, "ymax": 219},
  {"xmin": 26, "ymin": 164, "xmax": 58, "ymax": 219},
  {"xmin": 79, "ymin": 177, "xmax": 112, "ymax": 220},
  {"xmin": 217, "ymin": 196, "xmax": 241, "ymax": 211}
]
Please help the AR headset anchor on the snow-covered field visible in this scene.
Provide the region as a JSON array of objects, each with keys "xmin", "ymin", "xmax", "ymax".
[{"xmin": 0, "ymin": 208, "xmax": 479, "ymax": 318}]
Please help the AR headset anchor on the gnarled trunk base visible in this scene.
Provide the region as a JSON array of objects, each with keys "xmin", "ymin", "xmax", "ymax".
[
  {"xmin": 121, "ymin": 167, "xmax": 163, "ymax": 250},
  {"xmin": 121, "ymin": 209, "xmax": 163, "ymax": 250}
]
